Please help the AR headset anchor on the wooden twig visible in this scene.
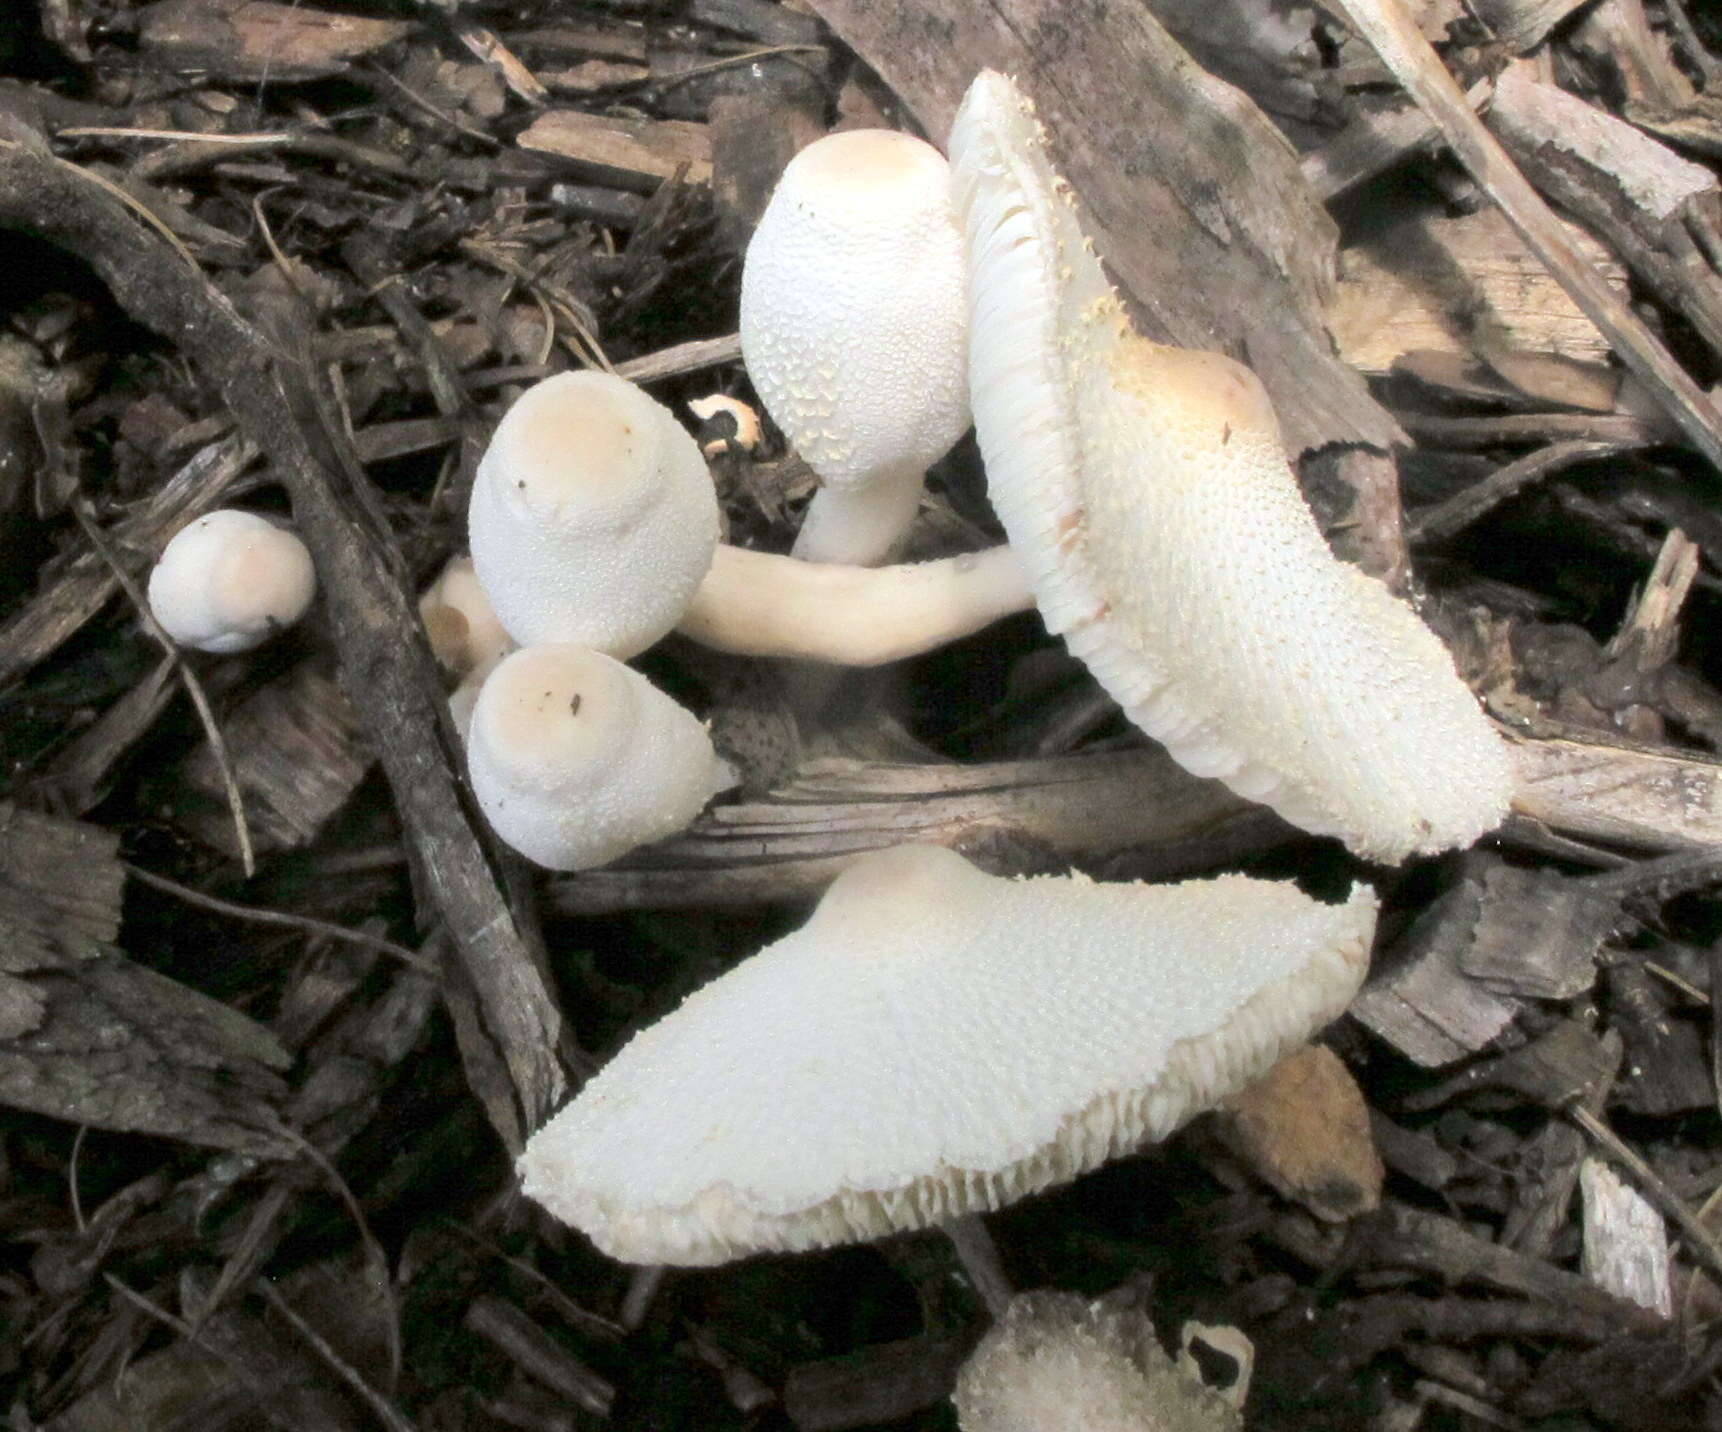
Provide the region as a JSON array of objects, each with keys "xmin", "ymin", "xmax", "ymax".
[
  {"xmin": 0, "ymin": 139, "xmax": 569, "ymax": 1149},
  {"xmin": 1330, "ymin": 0, "xmax": 1722, "ymax": 476},
  {"xmin": 1408, "ymin": 439, "xmax": 1636, "ymax": 544}
]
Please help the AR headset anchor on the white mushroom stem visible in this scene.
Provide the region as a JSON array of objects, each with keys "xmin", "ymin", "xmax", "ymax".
[
  {"xmin": 466, "ymin": 644, "xmax": 729, "ymax": 872},
  {"xmin": 789, "ymin": 465, "xmax": 927, "ymax": 568},
  {"xmin": 676, "ymin": 543, "xmax": 1032, "ymax": 666}
]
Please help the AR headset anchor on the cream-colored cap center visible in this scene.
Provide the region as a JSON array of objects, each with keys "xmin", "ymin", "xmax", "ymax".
[{"xmin": 495, "ymin": 374, "xmax": 655, "ymax": 507}]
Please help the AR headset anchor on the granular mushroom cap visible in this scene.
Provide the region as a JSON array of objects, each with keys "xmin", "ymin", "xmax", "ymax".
[
  {"xmin": 517, "ymin": 844, "xmax": 1377, "ymax": 1265},
  {"xmin": 467, "ymin": 371, "xmax": 719, "ymax": 658},
  {"xmin": 146, "ymin": 508, "xmax": 316, "ymax": 654},
  {"xmin": 948, "ymin": 71, "xmax": 1513, "ymax": 863}
]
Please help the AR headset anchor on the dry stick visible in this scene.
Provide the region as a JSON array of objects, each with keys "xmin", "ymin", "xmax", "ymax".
[
  {"xmin": 1407, "ymin": 438, "xmax": 1639, "ymax": 544},
  {"xmin": 255, "ymin": 1280, "xmax": 422, "ymax": 1432},
  {"xmin": 0, "ymin": 141, "xmax": 568, "ymax": 1149},
  {"xmin": 69, "ymin": 495, "xmax": 257, "ymax": 876},
  {"xmin": 1332, "ymin": 0, "xmax": 1722, "ymax": 476}
]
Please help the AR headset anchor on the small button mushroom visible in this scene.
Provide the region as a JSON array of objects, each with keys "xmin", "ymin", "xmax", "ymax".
[
  {"xmin": 420, "ymin": 553, "xmax": 514, "ymax": 680},
  {"xmin": 465, "ymin": 643, "xmax": 730, "ymax": 872},
  {"xmin": 517, "ymin": 843, "xmax": 1377, "ymax": 1265},
  {"xmin": 468, "ymin": 370, "xmax": 721, "ymax": 659},
  {"xmin": 741, "ymin": 129, "xmax": 970, "ymax": 566},
  {"xmin": 954, "ymin": 1293, "xmax": 1247, "ymax": 1432},
  {"xmin": 146, "ymin": 508, "xmax": 315, "ymax": 654},
  {"xmin": 948, "ymin": 71, "xmax": 1512, "ymax": 863}
]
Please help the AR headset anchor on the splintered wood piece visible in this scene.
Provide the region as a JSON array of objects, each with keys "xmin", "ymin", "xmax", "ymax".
[
  {"xmin": 783, "ymin": 1333, "xmax": 971, "ymax": 1432},
  {"xmin": 137, "ymin": 0, "xmax": 411, "ymax": 81},
  {"xmin": 177, "ymin": 659, "xmax": 371, "ymax": 856},
  {"xmin": 0, "ymin": 915, "xmax": 291, "ymax": 1153},
  {"xmin": 517, "ymin": 109, "xmax": 713, "ymax": 191},
  {"xmin": 1350, "ymin": 871, "xmax": 1520, "ymax": 1067},
  {"xmin": 1490, "ymin": 68, "xmax": 1722, "ymax": 359},
  {"xmin": 1468, "ymin": 0, "xmax": 1592, "ymax": 52},
  {"xmin": 1216, "ymin": 1045, "xmax": 1384, "ymax": 1222},
  {"xmin": 1404, "ymin": 1019, "xmax": 1622, "ymax": 1112},
  {"xmin": 548, "ymin": 751, "xmax": 1281, "ymax": 915},
  {"xmin": 1457, "ymin": 857, "xmax": 1611, "ymax": 1000},
  {"xmin": 1508, "ymin": 726, "xmax": 1722, "ymax": 848},
  {"xmin": 0, "ymin": 803, "xmax": 123, "ymax": 943},
  {"xmin": 1581, "ymin": 1156, "xmax": 1674, "ymax": 1317},
  {"xmin": 1329, "ymin": 203, "xmax": 1625, "ymax": 374},
  {"xmin": 1329, "ymin": 0, "xmax": 1722, "ymax": 476}
]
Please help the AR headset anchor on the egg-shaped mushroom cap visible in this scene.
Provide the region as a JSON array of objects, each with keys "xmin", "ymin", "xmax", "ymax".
[
  {"xmin": 517, "ymin": 844, "xmax": 1376, "ymax": 1265},
  {"xmin": 146, "ymin": 508, "xmax": 316, "ymax": 654},
  {"xmin": 954, "ymin": 1292, "xmax": 1244, "ymax": 1432},
  {"xmin": 949, "ymin": 72, "xmax": 1512, "ymax": 863},
  {"xmin": 740, "ymin": 129, "xmax": 970, "ymax": 495},
  {"xmin": 466, "ymin": 643, "xmax": 727, "ymax": 871},
  {"xmin": 468, "ymin": 371, "xmax": 720, "ymax": 658}
]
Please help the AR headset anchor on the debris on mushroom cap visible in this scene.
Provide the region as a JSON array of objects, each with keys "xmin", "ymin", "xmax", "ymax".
[
  {"xmin": 686, "ymin": 392, "xmax": 764, "ymax": 457},
  {"xmin": 465, "ymin": 643, "xmax": 729, "ymax": 871},
  {"xmin": 517, "ymin": 843, "xmax": 1376, "ymax": 1265},
  {"xmin": 146, "ymin": 507, "xmax": 316, "ymax": 654},
  {"xmin": 954, "ymin": 1292, "xmax": 1247, "ymax": 1432},
  {"xmin": 740, "ymin": 129, "xmax": 970, "ymax": 566},
  {"xmin": 468, "ymin": 371, "xmax": 720, "ymax": 658},
  {"xmin": 677, "ymin": 542, "xmax": 1032, "ymax": 666},
  {"xmin": 420, "ymin": 554, "xmax": 514, "ymax": 678},
  {"xmin": 947, "ymin": 71, "xmax": 1513, "ymax": 863}
]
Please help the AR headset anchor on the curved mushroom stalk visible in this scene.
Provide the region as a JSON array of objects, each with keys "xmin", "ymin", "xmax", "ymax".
[
  {"xmin": 741, "ymin": 129, "xmax": 970, "ymax": 567},
  {"xmin": 517, "ymin": 843, "xmax": 1376, "ymax": 1266},
  {"xmin": 677, "ymin": 542, "xmax": 1032, "ymax": 665},
  {"xmin": 948, "ymin": 71, "xmax": 1511, "ymax": 864}
]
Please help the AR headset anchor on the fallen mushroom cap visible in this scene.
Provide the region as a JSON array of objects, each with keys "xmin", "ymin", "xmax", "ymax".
[
  {"xmin": 517, "ymin": 843, "xmax": 1376, "ymax": 1265},
  {"xmin": 468, "ymin": 370, "xmax": 720, "ymax": 658},
  {"xmin": 466, "ymin": 643, "xmax": 728, "ymax": 871},
  {"xmin": 948, "ymin": 71, "xmax": 1512, "ymax": 863},
  {"xmin": 740, "ymin": 129, "xmax": 970, "ymax": 565},
  {"xmin": 954, "ymin": 1292, "xmax": 1245, "ymax": 1432},
  {"xmin": 146, "ymin": 508, "xmax": 316, "ymax": 654}
]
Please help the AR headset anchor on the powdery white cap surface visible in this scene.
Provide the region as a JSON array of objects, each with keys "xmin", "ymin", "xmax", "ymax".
[
  {"xmin": 518, "ymin": 843, "xmax": 1376, "ymax": 1265},
  {"xmin": 948, "ymin": 71, "xmax": 1512, "ymax": 863},
  {"xmin": 468, "ymin": 371, "xmax": 719, "ymax": 658},
  {"xmin": 740, "ymin": 129, "xmax": 970, "ymax": 563},
  {"xmin": 146, "ymin": 508, "xmax": 316, "ymax": 654},
  {"xmin": 954, "ymin": 1293, "xmax": 1243, "ymax": 1432},
  {"xmin": 466, "ymin": 644, "xmax": 727, "ymax": 871}
]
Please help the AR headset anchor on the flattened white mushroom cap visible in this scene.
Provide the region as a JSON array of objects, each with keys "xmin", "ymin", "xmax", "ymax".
[
  {"xmin": 740, "ymin": 129, "xmax": 969, "ymax": 563},
  {"xmin": 146, "ymin": 508, "xmax": 316, "ymax": 654},
  {"xmin": 954, "ymin": 1293, "xmax": 1244, "ymax": 1432},
  {"xmin": 466, "ymin": 644, "xmax": 727, "ymax": 871},
  {"xmin": 468, "ymin": 371, "xmax": 719, "ymax": 658},
  {"xmin": 948, "ymin": 71, "xmax": 1512, "ymax": 863},
  {"xmin": 518, "ymin": 844, "xmax": 1376, "ymax": 1265}
]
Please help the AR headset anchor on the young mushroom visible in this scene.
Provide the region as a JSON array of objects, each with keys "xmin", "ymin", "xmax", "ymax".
[
  {"xmin": 465, "ymin": 643, "xmax": 730, "ymax": 871},
  {"xmin": 740, "ymin": 129, "xmax": 970, "ymax": 566},
  {"xmin": 954, "ymin": 1292, "xmax": 1247, "ymax": 1432},
  {"xmin": 468, "ymin": 370, "xmax": 721, "ymax": 659},
  {"xmin": 419, "ymin": 553, "xmax": 514, "ymax": 680},
  {"xmin": 518, "ymin": 843, "xmax": 1377, "ymax": 1265},
  {"xmin": 468, "ymin": 369, "xmax": 1032, "ymax": 666},
  {"xmin": 146, "ymin": 508, "xmax": 316, "ymax": 654},
  {"xmin": 948, "ymin": 71, "xmax": 1513, "ymax": 863}
]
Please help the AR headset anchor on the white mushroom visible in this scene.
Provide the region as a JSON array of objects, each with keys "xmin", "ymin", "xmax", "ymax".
[
  {"xmin": 954, "ymin": 1292, "xmax": 1247, "ymax": 1432},
  {"xmin": 741, "ymin": 129, "xmax": 970, "ymax": 566},
  {"xmin": 518, "ymin": 843, "xmax": 1376, "ymax": 1265},
  {"xmin": 469, "ymin": 369, "xmax": 1030, "ymax": 666},
  {"xmin": 468, "ymin": 370, "xmax": 721, "ymax": 658},
  {"xmin": 146, "ymin": 508, "xmax": 316, "ymax": 654},
  {"xmin": 419, "ymin": 553, "xmax": 514, "ymax": 679},
  {"xmin": 948, "ymin": 71, "xmax": 1512, "ymax": 864},
  {"xmin": 465, "ymin": 644, "xmax": 729, "ymax": 871}
]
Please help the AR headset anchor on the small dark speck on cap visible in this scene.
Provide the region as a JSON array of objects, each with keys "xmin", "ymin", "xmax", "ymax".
[{"xmin": 569, "ymin": 693, "xmax": 582, "ymax": 716}]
